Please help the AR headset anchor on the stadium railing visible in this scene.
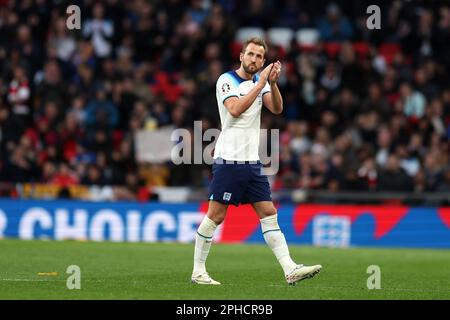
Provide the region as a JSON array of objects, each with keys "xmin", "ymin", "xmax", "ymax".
[{"xmin": 1, "ymin": 182, "xmax": 449, "ymax": 206}]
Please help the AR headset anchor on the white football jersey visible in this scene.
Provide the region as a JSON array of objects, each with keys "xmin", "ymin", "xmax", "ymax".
[{"xmin": 214, "ymin": 71, "xmax": 271, "ymax": 161}]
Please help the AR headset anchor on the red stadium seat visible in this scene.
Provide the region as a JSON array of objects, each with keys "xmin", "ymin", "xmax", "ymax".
[
  {"xmin": 230, "ymin": 41, "xmax": 242, "ymax": 59},
  {"xmin": 353, "ymin": 42, "xmax": 370, "ymax": 57},
  {"xmin": 379, "ymin": 43, "xmax": 401, "ymax": 64},
  {"xmin": 150, "ymin": 72, "xmax": 183, "ymax": 104},
  {"xmin": 112, "ymin": 130, "xmax": 124, "ymax": 149},
  {"xmin": 324, "ymin": 42, "xmax": 341, "ymax": 57}
]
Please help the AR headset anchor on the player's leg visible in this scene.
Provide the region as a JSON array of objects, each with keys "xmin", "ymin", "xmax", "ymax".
[
  {"xmin": 246, "ymin": 163, "xmax": 297, "ymax": 274},
  {"xmin": 191, "ymin": 159, "xmax": 249, "ymax": 285},
  {"xmin": 191, "ymin": 200, "xmax": 228, "ymax": 285},
  {"xmin": 252, "ymin": 201, "xmax": 297, "ymax": 274},
  {"xmin": 252, "ymin": 201, "xmax": 322, "ymax": 285},
  {"xmin": 246, "ymin": 161, "xmax": 321, "ymax": 284}
]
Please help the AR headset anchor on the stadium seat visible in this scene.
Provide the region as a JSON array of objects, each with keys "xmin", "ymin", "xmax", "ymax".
[
  {"xmin": 379, "ymin": 43, "xmax": 401, "ymax": 64},
  {"xmin": 235, "ymin": 27, "xmax": 265, "ymax": 43},
  {"xmin": 112, "ymin": 130, "xmax": 124, "ymax": 149},
  {"xmin": 267, "ymin": 27, "xmax": 294, "ymax": 50},
  {"xmin": 296, "ymin": 29, "xmax": 320, "ymax": 50},
  {"xmin": 149, "ymin": 72, "xmax": 183, "ymax": 104},
  {"xmin": 324, "ymin": 42, "xmax": 341, "ymax": 57},
  {"xmin": 353, "ymin": 42, "xmax": 370, "ymax": 57},
  {"xmin": 230, "ymin": 41, "xmax": 242, "ymax": 58}
]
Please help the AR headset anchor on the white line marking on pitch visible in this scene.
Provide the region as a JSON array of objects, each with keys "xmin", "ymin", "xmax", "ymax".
[
  {"xmin": 0, "ymin": 278, "xmax": 105, "ymax": 282},
  {"xmin": 0, "ymin": 278, "xmax": 64, "ymax": 282}
]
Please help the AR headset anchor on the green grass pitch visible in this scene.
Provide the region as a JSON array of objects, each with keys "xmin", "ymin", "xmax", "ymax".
[{"xmin": 0, "ymin": 239, "xmax": 449, "ymax": 299}]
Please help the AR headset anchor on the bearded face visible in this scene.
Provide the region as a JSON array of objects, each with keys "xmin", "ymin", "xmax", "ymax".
[{"xmin": 240, "ymin": 43, "xmax": 266, "ymax": 75}]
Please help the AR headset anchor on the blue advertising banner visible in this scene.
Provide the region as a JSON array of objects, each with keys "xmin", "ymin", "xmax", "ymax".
[{"xmin": 0, "ymin": 200, "xmax": 449, "ymax": 248}]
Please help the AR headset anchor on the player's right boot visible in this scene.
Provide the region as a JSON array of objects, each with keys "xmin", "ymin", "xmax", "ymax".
[
  {"xmin": 285, "ymin": 264, "xmax": 322, "ymax": 286},
  {"xmin": 191, "ymin": 272, "xmax": 221, "ymax": 285}
]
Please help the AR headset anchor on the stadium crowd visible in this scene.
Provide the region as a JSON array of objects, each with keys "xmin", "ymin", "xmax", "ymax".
[{"xmin": 1, "ymin": 0, "xmax": 450, "ymax": 200}]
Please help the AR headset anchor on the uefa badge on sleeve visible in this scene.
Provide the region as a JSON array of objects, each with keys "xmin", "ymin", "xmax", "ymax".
[{"xmin": 221, "ymin": 83, "xmax": 230, "ymax": 94}]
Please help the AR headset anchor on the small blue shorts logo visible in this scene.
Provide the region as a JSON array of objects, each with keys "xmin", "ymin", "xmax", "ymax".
[{"xmin": 223, "ymin": 192, "xmax": 232, "ymax": 201}]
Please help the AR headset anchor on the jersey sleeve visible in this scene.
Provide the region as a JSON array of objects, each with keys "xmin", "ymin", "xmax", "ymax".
[{"xmin": 217, "ymin": 75, "xmax": 238, "ymax": 103}]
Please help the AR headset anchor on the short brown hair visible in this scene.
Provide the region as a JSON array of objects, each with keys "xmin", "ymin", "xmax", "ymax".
[{"xmin": 242, "ymin": 37, "xmax": 267, "ymax": 54}]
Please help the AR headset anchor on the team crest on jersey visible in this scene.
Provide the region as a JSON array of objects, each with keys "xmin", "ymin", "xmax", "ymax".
[
  {"xmin": 221, "ymin": 83, "xmax": 231, "ymax": 94},
  {"xmin": 223, "ymin": 192, "xmax": 232, "ymax": 201}
]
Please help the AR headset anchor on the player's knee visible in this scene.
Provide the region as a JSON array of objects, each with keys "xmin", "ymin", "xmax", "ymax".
[
  {"xmin": 261, "ymin": 206, "xmax": 277, "ymax": 218},
  {"xmin": 209, "ymin": 215, "xmax": 225, "ymax": 225},
  {"xmin": 207, "ymin": 211, "xmax": 226, "ymax": 225}
]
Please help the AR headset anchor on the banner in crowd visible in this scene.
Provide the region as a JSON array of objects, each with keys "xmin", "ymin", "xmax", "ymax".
[{"xmin": 0, "ymin": 200, "xmax": 449, "ymax": 248}]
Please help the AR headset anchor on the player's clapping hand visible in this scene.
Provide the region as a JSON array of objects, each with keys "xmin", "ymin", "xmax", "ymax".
[
  {"xmin": 269, "ymin": 60, "xmax": 281, "ymax": 85},
  {"xmin": 257, "ymin": 63, "xmax": 274, "ymax": 87}
]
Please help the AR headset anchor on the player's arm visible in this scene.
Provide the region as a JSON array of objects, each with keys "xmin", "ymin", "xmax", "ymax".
[
  {"xmin": 263, "ymin": 61, "xmax": 283, "ymax": 115},
  {"xmin": 224, "ymin": 63, "xmax": 274, "ymax": 118}
]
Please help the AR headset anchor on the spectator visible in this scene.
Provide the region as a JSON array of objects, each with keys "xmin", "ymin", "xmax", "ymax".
[
  {"xmin": 81, "ymin": 164, "xmax": 105, "ymax": 186},
  {"xmin": 361, "ymin": 83, "xmax": 391, "ymax": 120},
  {"xmin": 83, "ymin": 3, "xmax": 114, "ymax": 58},
  {"xmin": 423, "ymin": 153, "xmax": 444, "ymax": 191},
  {"xmin": 35, "ymin": 60, "xmax": 68, "ymax": 111},
  {"xmin": 289, "ymin": 121, "xmax": 311, "ymax": 157},
  {"xmin": 85, "ymin": 89, "xmax": 119, "ymax": 129},
  {"xmin": 377, "ymin": 154, "xmax": 414, "ymax": 192},
  {"xmin": 0, "ymin": 0, "xmax": 449, "ymax": 201},
  {"xmin": 399, "ymin": 82, "xmax": 426, "ymax": 119},
  {"xmin": 317, "ymin": 3, "xmax": 354, "ymax": 42},
  {"xmin": 68, "ymin": 96, "xmax": 87, "ymax": 126},
  {"xmin": 8, "ymin": 66, "xmax": 31, "ymax": 121},
  {"xmin": 375, "ymin": 126, "xmax": 392, "ymax": 167},
  {"xmin": 48, "ymin": 17, "xmax": 77, "ymax": 62},
  {"xmin": 358, "ymin": 158, "xmax": 377, "ymax": 191},
  {"xmin": 395, "ymin": 144, "xmax": 420, "ymax": 177},
  {"xmin": 436, "ymin": 167, "xmax": 450, "ymax": 192},
  {"xmin": 51, "ymin": 163, "xmax": 79, "ymax": 187},
  {"xmin": 320, "ymin": 61, "xmax": 341, "ymax": 92}
]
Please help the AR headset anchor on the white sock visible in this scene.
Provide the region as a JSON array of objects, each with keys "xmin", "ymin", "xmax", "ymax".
[
  {"xmin": 192, "ymin": 216, "xmax": 218, "ymax": 276},
  {"xmin": 260, "ymin": 214, "xmax": 297, "ymax": 275}
]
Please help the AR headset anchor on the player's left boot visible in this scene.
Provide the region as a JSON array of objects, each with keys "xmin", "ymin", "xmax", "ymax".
[
  {"xmin": 191, "ymin": 272, "xmax": 221, "ymax": 285},
  {"xmin": 285, "ymin": 264, "xmax": 322, "ymax": 285}
]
